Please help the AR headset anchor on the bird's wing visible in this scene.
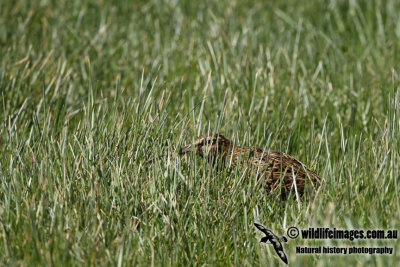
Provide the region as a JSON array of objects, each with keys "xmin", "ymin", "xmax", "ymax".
[
  {"xmin": 254, "ymin": 223, "xmax": 269, "ymax": 234},
  {"xmin": 272, "ymin": 244, "xmax": 288, "ymax": 264},
  {"xmin": 254, "ymin": 224, "xmax": 276, "ymax": 238},
  {"xmin": 263, "ymin": 150, "xmax": 320, "ymax": 177}
]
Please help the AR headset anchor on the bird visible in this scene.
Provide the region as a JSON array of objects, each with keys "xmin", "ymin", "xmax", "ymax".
[
  {"xmin": 254, "ymin": 223, "xmax": 288, "ymax": 264},
  {"xmin": 179, "ymin": 133, "xmax": 322, "ymax": 198}
]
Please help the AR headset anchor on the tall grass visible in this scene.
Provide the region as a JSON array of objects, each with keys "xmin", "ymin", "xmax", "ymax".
[{"xmin": 0, "ymin": 0, "xmax": 399, "ymax": 266}]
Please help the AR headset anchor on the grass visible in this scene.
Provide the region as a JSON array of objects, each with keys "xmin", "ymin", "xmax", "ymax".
[{"xmin": 0, "ymin": 0, "xmax": 399, "ymax": 266}]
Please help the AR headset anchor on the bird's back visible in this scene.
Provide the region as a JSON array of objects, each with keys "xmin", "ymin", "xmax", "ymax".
[{"xmin": 227, "ymin": 146, "xmax": 322, "ymax": 197}]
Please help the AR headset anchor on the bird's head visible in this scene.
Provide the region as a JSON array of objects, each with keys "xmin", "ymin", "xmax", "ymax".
[{"xmin": 179, "ymin": 133, "xmax": 231, "ymax": 158}]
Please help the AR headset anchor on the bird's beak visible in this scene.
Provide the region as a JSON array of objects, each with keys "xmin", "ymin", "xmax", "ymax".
[
  {"xmin": 146, "ymin": 157, "xmax": 155, "ymax": 164},
  {"xmin": 179, "ymin": 144, "xmax": 192, "ymax": 155},
  {"xmin": 146, "ymin": 153, "xmax": 166, "ymax": 164}
]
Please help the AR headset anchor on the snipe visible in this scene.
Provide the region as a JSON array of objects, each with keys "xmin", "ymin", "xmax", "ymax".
[{"xmin": 179, "ymin": 133, "xmax": 322, "ymax": 198}]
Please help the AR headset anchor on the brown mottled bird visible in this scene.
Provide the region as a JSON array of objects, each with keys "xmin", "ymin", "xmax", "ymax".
[{"xmin": 179, "ymin": 133, "xmax": 322, "ymax": 198}]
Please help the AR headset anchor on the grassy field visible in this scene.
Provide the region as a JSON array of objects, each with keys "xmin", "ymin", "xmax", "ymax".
[{"xmin": 1, "ymin": 0, "xmax": 399, "ymax": 266}]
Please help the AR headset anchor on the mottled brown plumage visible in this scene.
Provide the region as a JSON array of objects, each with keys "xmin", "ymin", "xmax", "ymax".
[{"xmin": 179, "ymin": 133, "xmax": 322, "ymax": 198}]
